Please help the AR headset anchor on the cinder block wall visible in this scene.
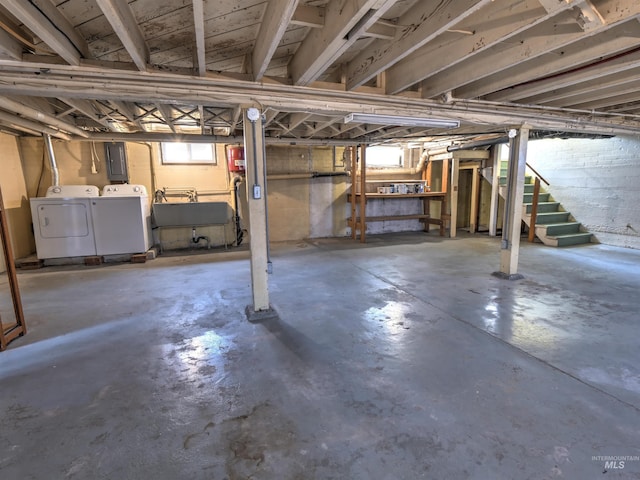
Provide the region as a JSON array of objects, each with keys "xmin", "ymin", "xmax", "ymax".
[{"xmin": 527, "ymin": 136, "xmax": 640, "ymax": 249}]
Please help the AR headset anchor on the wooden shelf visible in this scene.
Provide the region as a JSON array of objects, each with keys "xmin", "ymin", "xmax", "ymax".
[
  {"xmin": 349, "ymin": 214, "xmax": 431, "ymax": 223},
  {"xmin": 347, "ymin": 146, "xmax": 447, "ymax": 242},
  {"xmin": 349, "ymin": 192, "xmax": 445, "ymax": 201}
]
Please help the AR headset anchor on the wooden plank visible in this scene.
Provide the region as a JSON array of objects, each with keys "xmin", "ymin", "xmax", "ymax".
[
  {"xmin": 349, "ymin": 214, "xmax": 432, "ymax": 222},
  {"xmin": 0, "ymin": 0, "xmax": 84, "ymax": 65},
  {"xmin": 193, "ymin": 0, "xmax": 207, "ymax": 76},
  {"xmin": 95, "ymin": 0, "xmax": 150, "ymax": 71},
  {"xmin": 346, "ymin": 0, "xmax": 493, "ymax": 91},
  {"xmin": 463, "ymin": 22, "xmax": 640, "ymax": 100},
  {"xmin": 470, "ymin": 165, "xmax": 479, "ymax": 234},
  {"xmin": 384, "ymin": 0, "xmax": 574, "ymax": 95},
  {"xmin": 528, "ymin": 177, "xmax": 541, "ymax": 243},
  {"xmin": 252, "ymin": 0, "xmax": 300, "ymax": 80},
  {"xmin": 350, "ymin": 146, "xmax": 357, "ymax": 240},
  {"xmin": 290, "ymin": 5, "xmax": 324, "ymax": 28},
  {"xmin": 450, "ymin": 157, "xmax": 459, "ymax": 238},
  {"xmin": 0, "ymin": 186, "xmax": 27, "ymax": 351},
  {"xmin": 290, "ymin": 0, "xmax": 396, "ymax": 86},
  {"xmin": 0, "ymin": 28, "xmax": 22, "ymax": 60},
  {"xmin": 488, "ymin": 146, "xmax": 500, "ymax": 237},
  {"xmin": 423, "ymin": 1, "xmax": 640, "ymax": 99}
]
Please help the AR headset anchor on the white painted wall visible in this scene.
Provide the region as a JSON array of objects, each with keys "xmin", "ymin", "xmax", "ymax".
[{"xmin": 527, "ymin": 135, "xmax": 640, "ymax": 249}]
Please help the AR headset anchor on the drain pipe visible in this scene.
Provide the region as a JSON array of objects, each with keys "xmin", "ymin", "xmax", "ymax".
[
  {"xmin": 44, "ymin": 134, "xmax": 59, "ymax": 186},
  {"xmin": 191, "ymin": 228, "xmax": 210, "ymax": 249},
  {"xmin": 232, "ymin": 175, "xmax": 244, "ymax": 246}
]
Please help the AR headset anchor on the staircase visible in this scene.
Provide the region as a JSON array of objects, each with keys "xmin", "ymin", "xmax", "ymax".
[{"xmin": 497, "ymin": 162, "xmax": 592, "ymax": 247}]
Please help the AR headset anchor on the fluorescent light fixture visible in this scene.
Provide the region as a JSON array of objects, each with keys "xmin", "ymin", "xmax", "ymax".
[{"xmin": 344, "ymin": 113, "xmax": 460, "ymax": 129}]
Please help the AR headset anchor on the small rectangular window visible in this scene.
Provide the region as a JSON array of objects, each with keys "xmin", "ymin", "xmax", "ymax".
[
  {"xmin": 161, "ymin": 143, "xmax": 216, "ymax": 164},
  {"xmin": 366, "ymin": 145, "xmax": 403, "ymax": 168}
]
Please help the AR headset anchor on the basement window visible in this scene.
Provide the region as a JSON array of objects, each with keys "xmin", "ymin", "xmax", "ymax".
[
  {"xmin": 161, "ymin": 142, "xmax": 217, "ymax": 165},
  {"xmin": 366, "ymin": 145, "xmax": 403, "ymax": 168}
]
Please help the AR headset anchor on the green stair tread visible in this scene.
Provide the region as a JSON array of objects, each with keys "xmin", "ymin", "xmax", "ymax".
[
  {"xmin": 552, "ymin": 232, "xmax": 593, "ymax": 247},
  {"xmin": 524, "ymin": 202, "xmax": 560, "ymax": 213}
]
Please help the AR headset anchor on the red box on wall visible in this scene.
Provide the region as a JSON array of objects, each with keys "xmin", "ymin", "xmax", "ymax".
[{"xmin": 226, "ymin": 145, "xmax": 245, "ymax": 173}]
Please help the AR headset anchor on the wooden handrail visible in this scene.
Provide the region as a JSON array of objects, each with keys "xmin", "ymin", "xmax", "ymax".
[
  {"xmin": 526, "ymin": 162, "xmax": 550, "ymax": 186},
  {"xmin": 528, "ymin": 177, "xmax": 541, "ymax": 243}
]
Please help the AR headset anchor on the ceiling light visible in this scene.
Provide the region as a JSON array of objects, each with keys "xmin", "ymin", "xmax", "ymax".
[{"xmin": 344, "ymin": 113, "xmax": 460, "ymax": 129}]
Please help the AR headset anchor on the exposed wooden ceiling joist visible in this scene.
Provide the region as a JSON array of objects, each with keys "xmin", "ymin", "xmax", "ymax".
[
  {"xmin": 155, "ymin": 103, "xmax": 176, "ymax": 133},
  {"xmin": 95, "ymin": 0, "xmax": 149, "ymax": 71},
  {"xmin": 346, "ymin": 0, "xmax": 493, "ymax": 91},
  {"xmin": 59, "ymin": 97, "xmax": 118, "ymax": 132},
  {"xmin": 0, "ymin": 0, "xmax": 89, "ymax": 65},
  {"xmin": 381, "ymin": 0, "xmax": 578, "ymax": 95},
  {"xmin": 192, "ymin": 0, "xmax": 207, "ymax": 77},
  {"xmin": 289, "ymin": 0, "xmax": 397, "ymax": 86},
  {"xmin": 252, "ymin": 0, "xmax": 300, "ymax": 81},
  {"xmin": 423, "ymin": 0, "xmax": 640, "ymax": 99}
]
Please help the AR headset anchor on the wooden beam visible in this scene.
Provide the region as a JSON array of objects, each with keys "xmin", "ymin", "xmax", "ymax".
[
  {"xmin": 156, "ymin": 103, "xmax": 177, "ymax": 133},
  {"xmin": 359, "ymin": 144, "xmax": 366, "ymax": 243},
  {"xmin": 488, "ymin": 48, "xmax": 640, "ymax": 103},
  {"xmin": 3, "ymin": 65, "xmax": 640, "ymax": 135},
  {"xmin": 383, "ymin": 0, "xmax": 577, "ymax": 95},
  {"xmin": 280, "ymin": 112, "xmax": 312, "ymax": 135},
  {"xmin": 243, "ymin": 109, "xmax": 270, "ymax": 312},
  {"xmin": 290, "ymin": 5, "xmax": 324, "ymax": 28},
  {"xmin": 0, "ymin": 28, "xmax": 22, "ymax": 60},
  {"xmin": 229, "ymin": 106, "xmax": 242, "ymax": 134},
  {"xmin": 488, "ymin": 146, "xmax": 500, "ymax": 237},
  {"xmin": 449, "ymin": 156, "xmax": 459, "ymax": 238},
  {"xmin": 350, "ymin": 147, "xmax": 357, "ymax": 240},
  {"xmin": 59, "ymin": 97, "xmax": 118, "ymax": 131},
  {"xmin": 198, "ymin": 105, "xmax": 206, "ymax": 134},
  {"xmin": 111, "ymin": 100, "xmax": 145, "ymax": 131},
  {"xmin": 289, "ymin": 0, "xmax": 396, "ymax": 86},
  {"xmin": 422, "ymin": 1, "xmax": 640, "ymax": 99},
  {"xmin": 346, "ymin": 0, "xmax": 493, "ymax": 91},
  {"xmin": 0, "ymin": 110, "xmax": 71, "ymax": 140},
  {"xmin": 0, "ymin": 0, "xmax": 87, "ymax": 65},
  {"xmin": 253, "ymin": 0, "xmax": 300, "ymax": 81},
  {"xmin": 95, "ymin": 0, "xmax": 149, "ymax": 71},
  {"xmin": 192, "ymin": 0, "xmax": 206, "ymax": 76},
  {"xmin": 0, "ymin": 95, "xmax": 88, "ymax": 137},
  {"xmin": 566, "ymin": 90, "xmax": 640, "ymax": 110},
  {"xmin": 528, "ymin": 70, "xmax": 640, "ymax": 107},
  {"xmin": 362, "ymin": 23, "xmax": 396, "ymax": 41},
  {"xmin": 499, "ymin": 128, "xmax": 529, "ymax": 278}
]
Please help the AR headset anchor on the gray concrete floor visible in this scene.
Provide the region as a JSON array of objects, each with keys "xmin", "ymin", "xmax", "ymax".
[{"xmin": 1, "ymin": 233, "xmax": 639, "ymax": 479}]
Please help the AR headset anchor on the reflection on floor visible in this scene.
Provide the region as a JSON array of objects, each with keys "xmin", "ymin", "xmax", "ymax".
[{"xmin": 1, "ymin": 232, "xmax": 639, "ymax": 479}]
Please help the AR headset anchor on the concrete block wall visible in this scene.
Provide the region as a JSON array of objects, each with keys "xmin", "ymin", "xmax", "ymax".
[{"xmin": 527, "ymin": 136, "xmax": 640, "ymax": 249}]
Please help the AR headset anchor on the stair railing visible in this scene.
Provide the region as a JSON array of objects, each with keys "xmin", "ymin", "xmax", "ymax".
[{"xmin": 526, "ymin": 163, "xmax": 550, "ymax": 243}]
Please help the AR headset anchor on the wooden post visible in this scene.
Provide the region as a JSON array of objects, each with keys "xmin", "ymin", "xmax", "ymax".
[
  {"xmin": 243, "ymin": 108, "xmax": 270, "ymax": 313},
  {"xmin": 528, "ymin": 176, "xmax": 541, "ymax": 243},
  {"xmin": 470, "ymin": 165, "xmax": 479, "ymax": 234},
  {"xmin": 498, "ymin": 128, "xmax": 529, "ymax": 279},
  {"xmin": 450, "ymin": 156, "xmax": 459, "ymax": 238},
  {"xmin": 359, "ymin": 144, "xmax": 367, "ymax": 243},
  {"xmin": 0, "ymin": 186, "xmax": 27, "ymax": 350},
  {"xmin": 350, "ymin": 146, "xmax": 357, "ymax": 240},
  {"xmin": 488, "ymin": 145, "xmax": 500, "ymax": 237}
]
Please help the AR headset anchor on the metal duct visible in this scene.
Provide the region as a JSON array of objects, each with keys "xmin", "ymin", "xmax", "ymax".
[{"xmin": 43, "ymin": 134, "xmax": 59, "ymax": 187}]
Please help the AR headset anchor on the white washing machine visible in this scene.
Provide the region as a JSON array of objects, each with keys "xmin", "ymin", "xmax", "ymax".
[
  {"xmin": 30, "ymin": 185, "xmax": 100, "ymax": 259},
  {"xmin": 91, "ymin": 185, "xmax": 152, "ymax": 256}
]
